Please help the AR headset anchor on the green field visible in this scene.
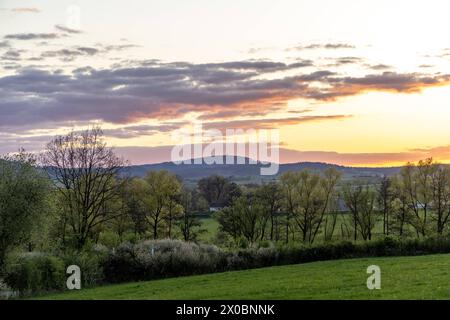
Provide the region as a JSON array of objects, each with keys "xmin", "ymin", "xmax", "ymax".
[
  {"xmin": 39, "ymin": 254, "xmax": 450, "ymax": 300},
  {"xmin": 198, "ymin": 217, "xmax": 220, "ymax": 242}
]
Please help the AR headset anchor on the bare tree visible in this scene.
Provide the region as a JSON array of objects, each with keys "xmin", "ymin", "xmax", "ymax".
[
  {"xmin": 343, "ymin": 183, "xmax": 377, "ymax": 241},
  {"xmin": 377, "ymin": 176, "xmax": 394, "ymax": 235},
  {"xmin": 41, "ymin": 127, "xmax": 126, "ymax": 249}
]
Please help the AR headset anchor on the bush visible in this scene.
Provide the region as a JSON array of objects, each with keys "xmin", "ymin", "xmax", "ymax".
[
  {"xmin": 103, "ymin": 239, "xmax": 227, "ymax": 283},
  {"xmin": 61, "ymin": 244, "xmax": 108, "ymax": 287},
  {"xmin": 7, "ymin": 237, "xmax": 450, "ymax": 296},
  {"xmin": 4, "ymin": 253, "xmax": 65, "ymax": 295}
]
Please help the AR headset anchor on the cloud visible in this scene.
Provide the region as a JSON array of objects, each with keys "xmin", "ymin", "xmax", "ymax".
[
  {"xmin": 288, "ymin": 43, "xmax": 355, "ymax": 51},
  {"xmin": 103, "ymin": 123, "xmax": 185, "ymax": 139},
  {"xmin": 325, "ymin": 56, "xmax": 363, "ymax": 67},
  {"xmin": 37, "ymin": 44, "xmax": 139, "ymax": 62},
  {"xmin": 54, "ymin": 24, "xmax": 82, "ymax": 34},
  {"xmin": 0, "ymin": 60, "xmax": 449, "ymax": 132},
  {"xmin": 203, "ymin": 115, "xmax": 351, "ymax": 131},
  {"xmin": 4, "ymin": 33, "xmax": 61, "ymax": 40},
  {"xmin": 368, "ymin": 64, "xmax": 392, "ymax": 70},
  {"xmin": 1, "ymin": 49, "xmax": 22, "ymax": 61},
  {"xmin": 0, "ymin": 40, "xmax": 10, "ymax": 48},
  {"xmin": 11, "ymin": 7, "xmax": 40, "ymax": 13},
  {"xmin": 312, "ymin": 72, "xmax": 450, "ymax": 100},
  {"xmin": 40, "ymin": 47, "xmax": 100, "ymax": 61}
]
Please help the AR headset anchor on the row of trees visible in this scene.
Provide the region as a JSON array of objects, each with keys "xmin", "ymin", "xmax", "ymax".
[
  {"xmin": 2, "ymin": 127, "xmax": 450, "ymax": 271},
  {"xmin": 217, "ymin": 160, "xmax": 450, "ymax": 245}
]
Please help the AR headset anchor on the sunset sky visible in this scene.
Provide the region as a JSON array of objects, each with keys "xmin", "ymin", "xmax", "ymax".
[{"xmin": 1, "ymin": 0, "xmax": 450, "ymax": 166}]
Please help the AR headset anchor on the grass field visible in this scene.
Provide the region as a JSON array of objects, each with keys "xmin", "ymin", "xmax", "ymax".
[
  {"xmin": 39, "ymin": 254, "xmax": 450, "ymax": 300},
  {"xmin": 198, "ymin": 217, "xmax": 220, "ymax": 242}
]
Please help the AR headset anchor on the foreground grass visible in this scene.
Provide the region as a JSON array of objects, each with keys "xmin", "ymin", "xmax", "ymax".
[{"xmin": 39, "ymin": 254, "xmax": 450, "ymax": 300}]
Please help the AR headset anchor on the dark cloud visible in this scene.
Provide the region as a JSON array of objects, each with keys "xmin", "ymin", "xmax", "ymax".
[
  {"xmin": 1, "ymin": 49, "xmax": 22, "ymax": 61},
  {"xmin": 0, "ymin": 61, "xmax": 448, "ymax": 131},
  {"xmin": 101, "ymin": 44, "xmax": 140, "ymax": 51},
  {"xmin": 40, "ymin": 47, "xmax": 100, "ymax": 61},
  {"xmin": 37, "ymin": 44, "xmax": 139, "ymax": 62},
  {"xmin": 0, "ymin": 40, "xmax": 10, "ymax": 48},
  {"xmin": 311, "ymin": 72, "xmax": 450, "ymax": 100},
  {"xmin": 368, "ymin": 64, "xmax": 392, "ymax": 70},
  {"xmin": 288, "ymin": 43, "xmax": 355, "ymax": 51},
  {"xmin": 4, "ymin": 33, "xmax": 61, "ymax": 40},
  {"xmin": 54, "ymin": 24, "xmax": 82, "ymax": 34}
]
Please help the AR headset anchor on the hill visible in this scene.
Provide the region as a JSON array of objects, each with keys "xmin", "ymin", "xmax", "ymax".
[
  {"xmin": 39, "ymin": 254, "xmax": 450, "ymax": 300},
  {"xmin": 124, "ymin": 157, "xmax": 402, "ymax": 182}
]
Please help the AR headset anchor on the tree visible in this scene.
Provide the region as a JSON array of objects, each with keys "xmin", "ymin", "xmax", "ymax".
[
  {"xmin": 122, "ymin": 178, "xmax": 148, "ymax": 236},
  {"xmin": 108, "ymin": 180, "xmax": 135, "ymax": 242},
  {"xmin": 256, "ymin": 182, "xmax": 282, "ymax": 241},
  {"xmin": 163, "ymin": 176, "xmax": 183, "ymax": 239},
  {"xmin": 217, "ymin": 194, "xmax": 267, "ymax": 244},
  {"xmin": 399, "ymin": 160, "xmax": 433, "ymax": 237},
  {"xmin": 377, "ymin": 176, "xmax": 394, "ymax": 235},
  {"xmin": 0, "ymin": 151, "xmax": 50, "ymax": 268},
  {"xmin": 430, "ymin": 163, "xmax": 450, "ymax": 235},
  {"xmin": 312, "ymin": 168, "xmax": 341, "ymax": 242},
  {"xmin": 280, "ymin": 169, "xmax": 340, "ymax": 244},
  {"xmin": 280, "ymin": 172, "xmax": 298, "ymax": 244},
  {"xmin": 178, "ymin": 187, "xmax": 208, "ymax": 241},
  {"xmin": 343, "ymin": 183, "xmax": 377, "ymax": 241},
  {"xmin": 143, "ymin": 170, "xmax": 181, "ymax": 239},
  {"xmin": 41, "ymin": 127, "xmax": 126, "ymax": 249},
  {"xmin": 197, "ymin": 175, "xmax": 241, "ymax": 208},
  {"xmin": 390, "ymin": 175, "xmax": 411, "ymax": 237}
]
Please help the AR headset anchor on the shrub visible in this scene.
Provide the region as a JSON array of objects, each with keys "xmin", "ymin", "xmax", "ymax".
[
  {"xmin": 8, "ymin": 237, "xmax": 450, "ymax": 296},
  {"xmin": 4, "ymin": 253, "xmax": 65, "ymax": 295},
  {"xmin": 61, "ymin": 244, "xmax": 108, "ymax": 287},
  {"xmin": 102, "ymin": 239, "xmax": 227, "ymax": 283}
]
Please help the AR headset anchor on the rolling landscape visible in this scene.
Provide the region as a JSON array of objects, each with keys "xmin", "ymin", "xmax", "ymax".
[{"xmin": 2, "ymin": 0, "xmax": 450, "ymax": 311}]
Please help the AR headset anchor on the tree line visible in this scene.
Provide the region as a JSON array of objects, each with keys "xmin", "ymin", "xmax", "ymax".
[{"xmin": 1, "ymin": 127, "xmax": 450, "ymax": 271}]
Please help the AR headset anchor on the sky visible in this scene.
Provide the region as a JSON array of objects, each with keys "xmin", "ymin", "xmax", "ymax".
[{"xmin": 1, "ymin": 0, "xmax": 450, "ymax": 166}]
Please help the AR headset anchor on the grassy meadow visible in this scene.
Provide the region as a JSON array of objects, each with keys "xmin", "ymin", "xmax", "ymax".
[{"xmin": 39, "ymin": 254, "xmax": 450, "ymax": 300}]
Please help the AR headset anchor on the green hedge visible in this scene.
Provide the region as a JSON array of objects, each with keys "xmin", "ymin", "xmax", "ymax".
[
  {"xmin": 5, "ymin": 237, "xmax": 450, "ymax": 295},
  {"xmin": 4, "ymin": 253, "xmax": 65, "ymax": 295},
  {"xmin": 102, "ymin": 237, "xmax": 450, "ymax": 283}
]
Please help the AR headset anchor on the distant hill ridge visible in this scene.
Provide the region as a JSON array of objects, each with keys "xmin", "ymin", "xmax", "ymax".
[{"xmin": 123, "ymin": 156, "xmax": 404, "ymax": 181}]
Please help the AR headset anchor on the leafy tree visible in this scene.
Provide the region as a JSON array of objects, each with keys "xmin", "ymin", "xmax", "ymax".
[
  {"xmin": 429, "ymin": 163, "xmax": 450, "ymax": 235},
  {"xmin": 399, "ymin": 160, "xmax": 433, "ymax": 237},
  {"xmin": 256, "ymin": 182, "xmax": 282, "ymax": 241},
  {"xmin": 217, "ymin": 194, "xmax": 267, "ymax": 244},
  {"xmin": 0, "ymin": 151, "xmax": 50, "ymax": 269},
  {"xmin": 197, "ymin": 175, "xmax": 241, "ymax": 208},
  {"xmin": 280, "ymin": 169, "xmax": 340, "ymax": 244},
  {"xmin": 390, "ymin": 175, "xmax": 412, "ymax": 237},
  {"xmin": 143, "ymin": 170, "xmax": 181, "ymax": 239},
  {"xmin": 123, "ymin": 178, "xmax": 148, "ymax": 236},
  {"xmin": 178, "ymin": 187, "xmax": 208, "ymax": 241}
]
